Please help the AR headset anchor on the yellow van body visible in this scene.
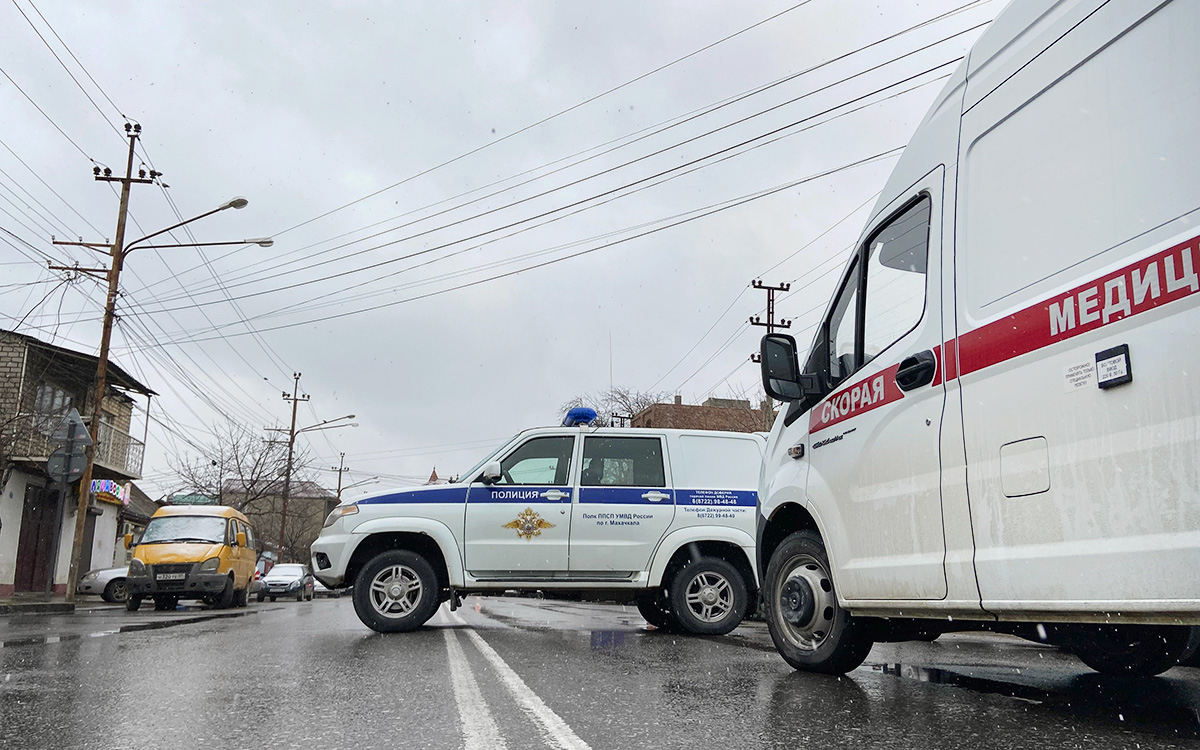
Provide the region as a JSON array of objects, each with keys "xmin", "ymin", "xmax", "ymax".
[{"xmin": 125, "ymin": 505, "xmax": 257, "ymax": 611}]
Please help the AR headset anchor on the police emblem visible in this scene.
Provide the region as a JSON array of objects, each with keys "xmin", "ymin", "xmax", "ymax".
[{"xmin": 503, "ymin": 507, "xmax": 555, "ymax": 541}]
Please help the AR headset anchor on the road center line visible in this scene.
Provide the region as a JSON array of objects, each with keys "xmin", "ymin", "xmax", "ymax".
[
  {"xmin": 443, "ymin": 626, "xmax": 509, "ymax": 750},
  {"xmin": 449, "ymin": 609, "xmax": 591, "ymax": 750}
]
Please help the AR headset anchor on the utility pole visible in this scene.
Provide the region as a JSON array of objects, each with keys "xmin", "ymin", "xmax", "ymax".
[
  {"xmin": 749, "ymin": 279, "xmax": 792, "ymax": 430},
  {"xmin": 278, "ymin": 373, "xmax": 309, "ymax": 564},
  {"xmin": 329, "ymin": 452, "xmax": 348, "ymax": 517},
  {"xmin": 60, "ymin": 124, "xmax": 154, "ymax": 603},
  {"xmin": 749, "ymin": 279, "xmax": 792, "ymax": 363}
]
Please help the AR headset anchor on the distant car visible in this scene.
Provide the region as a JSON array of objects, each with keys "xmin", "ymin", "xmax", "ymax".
[
  {"xmin": 313, "ymin": 579, "xmax": 347, "ymax": 598},
  {"xmin": 77, "ymin": 567, "xmax": 129, "ymax": 603},
  {"xmin": 258, "ymin": 563, "xmax": 314, "ymax": 602}
]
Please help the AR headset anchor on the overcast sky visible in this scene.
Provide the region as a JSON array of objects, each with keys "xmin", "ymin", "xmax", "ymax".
[{"xmin": 0, "ymin": 0, "xmax": 1000, "ymax": 500}]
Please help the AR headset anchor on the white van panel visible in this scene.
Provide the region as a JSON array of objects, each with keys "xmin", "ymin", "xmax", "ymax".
[
  {"xmin": 960, "ymin": 0, "xmax": 1200, "ymax": 323},
  {"xmin": 954, "ymin": 0, "xmax": 1200, "ymax": 610}
]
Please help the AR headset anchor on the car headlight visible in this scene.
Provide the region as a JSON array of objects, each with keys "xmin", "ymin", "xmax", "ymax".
[
  {"xmin": 287, "ymin": 580, "xmax": 300, "ymax": 589},
  {"xmin": 81, "ymin": 570, "xmax": 99, "ymax": 583},
  {"xmin": 129, "ymin": 559, "xmax": 146, "ymax": 576},
  {"xmin": 324, "ymin": 503, "xmax": 359, "ymax": 528},
  {"xmin": 198, "ymin": 557, "xmax": 221, "ymax": 573}
]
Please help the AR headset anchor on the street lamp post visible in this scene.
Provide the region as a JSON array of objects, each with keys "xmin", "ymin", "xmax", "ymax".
[
  {"xmin": 55, "ymin": 125, "xmax": 272, "ymax": 603},
  {"xmin": 268, "ymin": 402, "xmax": 356, "ymax": 564}
]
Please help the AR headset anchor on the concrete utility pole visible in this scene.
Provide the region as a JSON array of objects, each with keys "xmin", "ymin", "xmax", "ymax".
[
  {"xmin": 278, "ymin": 373, "xmax": 309, "ymax": 564},
  {"xmin": 749, "ymin": 279, "xmax": 792, "ymax": 364}
]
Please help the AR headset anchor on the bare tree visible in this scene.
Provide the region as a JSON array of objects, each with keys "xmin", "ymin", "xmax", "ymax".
[
  {"xmin": 167, "ymin": 421, "xmax": 314, "ymax": 513},
  {"xmin": 560, "ymin": 386, "xmax": 674, "ymax": 427}
]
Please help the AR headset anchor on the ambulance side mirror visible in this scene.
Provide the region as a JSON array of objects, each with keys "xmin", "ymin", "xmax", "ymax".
[
  {"xmin": 761, "ymin": 333, "xmax": 817, "ymax": 402},
  {"xmin": 480, "ymin": 460, "xmax": 502, "ymax": 485}
]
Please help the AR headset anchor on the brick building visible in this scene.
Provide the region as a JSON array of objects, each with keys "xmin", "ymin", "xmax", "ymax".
[
  {"xmin": 631, "ymin": 395, "xmax": 774, "ymax": 433},
  {"xmin": 0, "ymin": 329, "xmax": 154, "ymax": 597}
]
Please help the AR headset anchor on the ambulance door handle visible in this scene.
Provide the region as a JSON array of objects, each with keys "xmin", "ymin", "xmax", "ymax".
[
  {"xmin": 540, "ymin": 490, "xmax": 570, "ymax": 502},
  {"xmin": 642, "ymin": 491, "xmax": 670, "ymax": 502},
  {"xmin": 896, "ymin": 350, "xmax": 937, "ymax": 391}
]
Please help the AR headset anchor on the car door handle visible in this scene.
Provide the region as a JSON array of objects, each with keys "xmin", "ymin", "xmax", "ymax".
[
  {"xmin": 540, "ymin": 490, "xmax": 570, "ymax": 501},
  {"xmin": 642, "ymin": 491, "xmax": 670, "ymax": 502},
  {"xmin": 895, "ymin": 350, "xmax": 937, "ymax": 391}
]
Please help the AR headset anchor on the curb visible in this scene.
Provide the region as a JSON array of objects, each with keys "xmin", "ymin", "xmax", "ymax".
[{"xmin": 0, "ymin": 602, "xmax": 75, "ymax": 615}]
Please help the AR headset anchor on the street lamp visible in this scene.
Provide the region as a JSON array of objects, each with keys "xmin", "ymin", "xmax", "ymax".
[
  {"xmin": 268, "ymin": 413, "xmax": 357, "ymax": 563},
  {"xmin": 55, "ymin": 128, "xmax": 273, "ymax": 603}
]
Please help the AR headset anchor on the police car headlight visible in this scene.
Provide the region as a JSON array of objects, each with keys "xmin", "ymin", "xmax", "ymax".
[
  {"xmin": 198, "ymin": 557, "xmax": 221, "ymax": 573},
  {"xmin": 129, "ymin": 559, "xmax": 146, "ymax": 576},
  {"xmin": 324, "ymin": 503, "xmax": 359, "ymax": 528}
]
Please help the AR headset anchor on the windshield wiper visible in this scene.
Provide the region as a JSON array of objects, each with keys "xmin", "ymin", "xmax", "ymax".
[{"xmin": 143, "ymin": 537, "xmax": 218, "ymax": 545}]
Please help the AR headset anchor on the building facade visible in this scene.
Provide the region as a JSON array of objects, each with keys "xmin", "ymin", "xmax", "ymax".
[
  {"xmin": 631, "ymin": 395, "xmax": 774, "ymax": 433},
  {"xmin": 0, "ymin": 329, "xmax": 154, "ymax": 597}
]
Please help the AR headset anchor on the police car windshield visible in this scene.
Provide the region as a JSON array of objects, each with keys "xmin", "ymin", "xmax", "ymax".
[{"xmin": 458, "ymin": 434, "xmax": 519, "ymax": 482}]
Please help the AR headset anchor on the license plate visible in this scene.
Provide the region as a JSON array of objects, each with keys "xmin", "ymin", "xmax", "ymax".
[{"xmin": 157, "ymin": 573, "xmax": 186, "ymax": 581}]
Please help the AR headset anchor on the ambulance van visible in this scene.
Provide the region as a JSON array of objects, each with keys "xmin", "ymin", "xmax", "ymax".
[{"xmin": 757, "ymin": 0, "xmax": 1200, "ymax": 676}]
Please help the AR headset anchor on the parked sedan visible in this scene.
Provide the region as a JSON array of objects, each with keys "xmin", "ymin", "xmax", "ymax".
[
  {"xmin": 76, "ymin": 567, "xmax": 129, "ymax": 603},
  {"xmin": 257, "ymin": 563, "xmax": 314, "ymax": 602}
]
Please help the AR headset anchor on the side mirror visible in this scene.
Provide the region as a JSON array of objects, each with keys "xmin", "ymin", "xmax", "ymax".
[
  {"xmin": 124, "ymin": 533, "xmax": 134, "ymax": 550},
  {"xmin": 761, "ymin": 333, "xmax": 807, "ymax": 401},
  {"xmin": 480, "ymin": 460, "xmax": 502, "ymax": 485},
  {"xmin": 236, "ymin": 531, "xmax": 247, "ymax": 548}
]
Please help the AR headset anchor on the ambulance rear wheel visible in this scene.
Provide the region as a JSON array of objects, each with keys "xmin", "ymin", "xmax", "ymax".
[
  {"xmin": 353, "ymin": 550, "xmax": 439, "ymax": 633},
  {"xmin": 764, "ymin": 531, "xmax": 873, "ymax": 674},
  {"xmin": 669, "ymin": 557, "xmax": 748, "ymax": 636}
]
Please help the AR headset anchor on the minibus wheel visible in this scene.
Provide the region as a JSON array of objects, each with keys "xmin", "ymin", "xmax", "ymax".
[
  {"xmin": 353, "ymin": 549, "xmax": 440, "ymax": 633},
  {"xmin": 669, "ymin": 557, "xmax": 749, "ymax": 635},
  {"xmin": 125, "ymin": 595, "xmax": 142, "ymax": 612},
  {"xmin": 764, "ymin": 531, "xmax": 873, "ymax": 674}
]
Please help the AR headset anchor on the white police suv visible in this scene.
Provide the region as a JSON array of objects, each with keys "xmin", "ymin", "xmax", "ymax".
[{"xmin": 312, "ymin": 408, "xmax": 765, "ymax": 635}]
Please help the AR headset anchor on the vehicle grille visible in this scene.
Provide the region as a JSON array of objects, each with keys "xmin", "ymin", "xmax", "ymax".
[{"xmin": 151, "ymin": 563, "xmax": 193, "ymax": 592}]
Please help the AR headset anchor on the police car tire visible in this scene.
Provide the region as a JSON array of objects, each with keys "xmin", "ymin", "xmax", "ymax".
[
  {"xmin": 636, "ymin": 592, "xmax": 681, "ymax": 631},
  {"xmin": 353, "ymin": 550, "xmax": 440, "ymax": 633},
  {"xmin": 668, "ymin": 557, "xmax": 748, "ymax": 636},
  {"xmin": 1070, "ymin": 625, "xmax": 1192, "ymax": 677},
  {"xmin": 764, "ymin": 531, "xmax": 873, "ymax": 675}
]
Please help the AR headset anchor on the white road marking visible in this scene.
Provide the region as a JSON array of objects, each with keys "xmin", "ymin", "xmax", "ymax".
[
  {"xmin": 443, "ymin": 624, "xmax": 509, "ymax": 750},
  {"xmin": 449, "ymin": 609, "xmax": 591, "ymax": 750}
]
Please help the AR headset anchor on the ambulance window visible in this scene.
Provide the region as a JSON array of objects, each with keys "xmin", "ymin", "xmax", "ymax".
[
  {"xmin": 862, "ymin": 196, "xmax": 930, "ymax": 365},
  {"xmin": 497, "ymin": 436, "xmax": 574, "ymax": 486},
  {"xmin": 827, "ymin": 260, "xmax": 861, "ymax": 385},
  {"xmin": 581, "ymin": 437, "xmax": 666, "ymax": 488}
]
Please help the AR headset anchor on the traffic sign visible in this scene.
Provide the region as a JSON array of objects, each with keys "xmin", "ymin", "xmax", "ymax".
[
  {"xmin": 49, "ymin": 409, "xmax": 93, "ymax": 448},
  {"xmin": 47, "ymin": 447, "xmax": 87, "ymax": 483}
]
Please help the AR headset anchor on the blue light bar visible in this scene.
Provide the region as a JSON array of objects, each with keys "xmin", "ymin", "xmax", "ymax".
[{"xmin": 562, "ymin": 407, "xmax": 597, "ymax": 427}]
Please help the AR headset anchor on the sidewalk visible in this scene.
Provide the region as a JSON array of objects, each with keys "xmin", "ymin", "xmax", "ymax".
[
  {"xmin": 0, "ymin": 596, "xmax": 273, "ymax": 646},
  {"xmin": 0, "ymin": 595, "xmax": 74, "ymax": 615}
]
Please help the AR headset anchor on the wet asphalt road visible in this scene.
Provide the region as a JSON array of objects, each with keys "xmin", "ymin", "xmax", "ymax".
[{"xmin": 2, "ymin": 596, "xmax": 1198, "ymax": 750}]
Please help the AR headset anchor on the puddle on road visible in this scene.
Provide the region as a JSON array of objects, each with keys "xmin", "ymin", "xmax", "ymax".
[{"xmin": 871, "ymin": 661, "xmax": 1200, "ymax": 740}]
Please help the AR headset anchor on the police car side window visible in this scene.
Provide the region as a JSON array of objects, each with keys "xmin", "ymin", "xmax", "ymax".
[
  {"xmin": 497, "ymin": 436, "xmax": 574, "ymax": 486},
  {"xmin": 581, "ymin": 437, "xmax": 666, "ymax": 488},
  {"xmin": 862, "ymin": 196, "xmax": 931, "ymax": 365}
]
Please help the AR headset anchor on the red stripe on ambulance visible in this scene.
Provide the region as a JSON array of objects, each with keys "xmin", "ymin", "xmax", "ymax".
[
  {"xmin": 956, "ymin": 234, "xmax": 1200, "ymax": 377},
  {"xmin": 809, "ymin": 363, "xmax": 904, "ymax": 434}
]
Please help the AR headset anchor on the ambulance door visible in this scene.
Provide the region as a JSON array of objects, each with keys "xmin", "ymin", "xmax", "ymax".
[
  {"xmin": 805, "ymin": 180, "xmax": 948, "ymax": 601},
  {"xmin": 464, "ymin": 434, "xmax": 574, "ymax": 575},
  {"xmin": 569, "ymin": 435, "xmax": 675, "ymax": 573}
]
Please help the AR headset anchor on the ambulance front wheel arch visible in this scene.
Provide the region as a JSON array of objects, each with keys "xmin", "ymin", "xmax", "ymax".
[
  {"xmin": 764, "ymin": 530, "xmax": 874, "ymax": 674},
  {"xmin": 353, "ymin": 549, "xmax": 441, "ymax": 633}
]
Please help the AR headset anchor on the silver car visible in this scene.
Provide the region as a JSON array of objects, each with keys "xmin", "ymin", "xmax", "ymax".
[{"xmin": 76, "ymin": 567, "xmax": 129, "ymax": 603}]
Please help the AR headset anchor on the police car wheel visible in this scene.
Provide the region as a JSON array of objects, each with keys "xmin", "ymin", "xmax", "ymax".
[
  {"xmin": 1070, "ymin": 625, "xmax": 1192, "ymax": 677},
  {"xmin": 353, "ymin": 550, "xmax": 439, "ymax": 633},
  {"xmin": 636, "ymin": 592, "xmax": 681, "ymax": 631},
  {"xmin": 764, "ymin": 531, "xmax": 873, "ymax": 674},
  {"xmin": 669, "ymin": 557, "xmax": 748, "ymax": 636}
]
